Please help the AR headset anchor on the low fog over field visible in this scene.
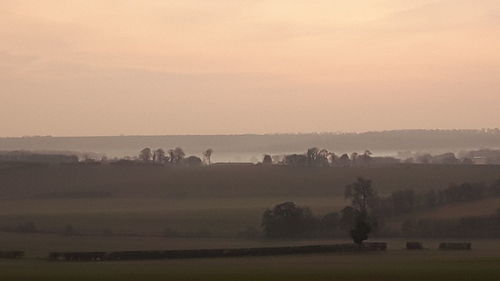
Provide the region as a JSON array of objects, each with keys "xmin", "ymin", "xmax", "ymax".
[{"xmin": 1, "ymin": 130, "xmax": 500, "ymax": 162}]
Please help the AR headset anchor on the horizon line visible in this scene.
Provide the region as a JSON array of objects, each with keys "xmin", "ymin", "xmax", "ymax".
[{"xmin": 1, "ymin": 128, "xmax": 499, "ymax": 139}]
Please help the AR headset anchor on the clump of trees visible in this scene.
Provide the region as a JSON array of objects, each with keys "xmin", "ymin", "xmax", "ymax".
[
  {"xmin": 376, "ymin": 180, "xmax": 500, "ymax": 218},
  {"xmin": 271, "ymin": 147, "xmax": 495, "ymax": 167},
  {"xmin": 261, "ymin": 178, "xmax": 380, "ymax": 243},
  {"xmin": 400, "ymin": 149, "xmax": 500, "ymax": 165},
  {"xmin": 261, "ymin": 202, "xmax": 317, "ymax": 238},
  {"xmin": 135, "ymin": 147, "xmax": 211, "ymax": 167},
  {"xmin": 279, "ymin": 148, "xmax": 389, "ymax": 167},
  {"xmin": 260, "ymin": 178, "xmax": 500, "ymax": 241},
  {"xmin": 262, "ymin": 154, "xmax": 273, "ymax": 165}
]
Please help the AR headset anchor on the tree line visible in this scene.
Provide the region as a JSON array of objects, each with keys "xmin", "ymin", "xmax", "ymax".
[
  {"xmin": 131, "ymin": 147, "xmax": 213, "ymax": 166},
  {"xmin": 264, "ymin": 148, "xmax": 378, "ymax": 167},
  {"xmin": 262, "ymin": 147, "xmax": 489, "ymax": 167},
  {"xmin": 262, "ymin": 177, "xmax": 379, "ymax": 244},
  {"xmin": 261, "ymin": 178, "xmax": 500, "ymax": 242}
]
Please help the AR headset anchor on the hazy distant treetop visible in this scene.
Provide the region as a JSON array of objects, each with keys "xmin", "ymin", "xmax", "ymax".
[
  {"xmin": 261, "ymin": 201, "xmax": 315, "ymax": 238},
  {"xmin": 139, "ymin": 147, "xmax": 152, "ymax": 162},
  {"xmin": 262, "ymin": 154, "xmax": 272, "ymax": 164},
  {"xmin": 184, "ymin": 155, "xmax": 202, "ymax": 167},
  {"xmin": 168, "ymin": 147, "xmax": 185, "ymax": 164},
  {"xmin": 153, "ymin": 148, "xmax": 166, "ymax": 163},
  {"xmin": 203, "ymin": 148, "xmax": 213, "ymax": 165}
]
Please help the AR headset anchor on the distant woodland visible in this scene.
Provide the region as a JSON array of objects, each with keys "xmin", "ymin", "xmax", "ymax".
[{"xmin": 1, "ymin": 129, "xmax": 500, "ymax": 159}]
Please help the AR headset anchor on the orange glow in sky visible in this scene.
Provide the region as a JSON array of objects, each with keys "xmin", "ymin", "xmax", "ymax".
[{"xmin": 1, "ymin": 0, "xmax": 499, "ymax": 136}]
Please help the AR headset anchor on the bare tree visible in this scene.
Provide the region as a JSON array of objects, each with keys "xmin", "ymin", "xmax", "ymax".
[{"xmin": 203, "ymin": 148, "xmax": 213, "ymax": 165}]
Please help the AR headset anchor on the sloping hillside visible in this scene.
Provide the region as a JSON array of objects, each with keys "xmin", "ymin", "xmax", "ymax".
[{"xmin": 1, "ymin": 164, "xmax": 500, "ymax": 199}]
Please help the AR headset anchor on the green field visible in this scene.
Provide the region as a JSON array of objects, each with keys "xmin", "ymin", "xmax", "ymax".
[
  {"xmin": 1, "ymin": 249, "xmax": 500, "ymax": 281},
  {"xmin": 0, "ymin": 164, "xmax": 500, "ymax": 280},
  {"xmin": 1, "ymin": 163, "xmax": 500, "ymax": 280}
]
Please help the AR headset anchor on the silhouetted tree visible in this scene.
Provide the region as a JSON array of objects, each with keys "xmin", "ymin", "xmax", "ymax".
[
  {"xmin": 304, "ymin": 147, "xmax": 329, "ymax": 167},
  {"xmin": 262, "ymin": 154, "xmax": 272, "ymax": 164},
  {"xmin": 139, "ymin": 147, "xmax": 152, "ymax": 162},
  {"xmin": 184, "ymin": 155, "xmax": 202, "ymax": 167},
  {"xmin": 344, "ymin": 177, "xmax": 378, "ymax": 244},
  {"xmin": 153, "ymin": 148, "xmax": 166, "ymax": 164},
  {"xmin": 350, "ymin": 152, "xmax": 359, "ymax": 165},
  {"xmin": 168, "ymin": 147, "xmax": 185, "ymax": 164},
  {"xmin": 350, "ymin": 212, "xmax": 372, "ymax": 244},
  {"xmin": 203, "ymin": 148, "xmax": 213, "ymax": 165},
  {"xmin": 329, "ymin": 152, "xmax": 338, "ymax": 165},
  {"xmin": 306, "ymin": 147, "xmax": 320, "ymax": 166},
  {"xmin": 338, "ymin": 153, "xmax": 351, "ymax": 166},
  {"xmin": 261, "ymin": 202, "xmax": 315, "ymax": 238},
  {"xmin": 317, "ymin": 149, "xmax": 330, "ymax": 167},
  {"xmin": 345, "ymin": 177, "xmax": 378, "ymax": 212},
  {"xmin": 283, "ymin": 154, "xmax": 307, "ymax": 166}
]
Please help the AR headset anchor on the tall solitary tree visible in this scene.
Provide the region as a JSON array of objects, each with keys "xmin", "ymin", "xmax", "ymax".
[
  {"xmin": 261, "ymin": 202, "xmax": 315, "ymax": 238},
  {"xmin": 203, "ymin": 148, "xmax": 213, "ymax": 165},
  {"xmin": 343, "ymin": 177, "xmax": 378, "ymax": 244}
]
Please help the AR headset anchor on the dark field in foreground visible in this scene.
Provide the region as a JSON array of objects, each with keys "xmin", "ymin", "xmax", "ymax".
[
  {"xmin": 1, "ymin": 164, "xmax": 500, "ymax": 280},
  {"xmin": 1, "ymin": 250, "xmax": 500, "ymax": 281}
]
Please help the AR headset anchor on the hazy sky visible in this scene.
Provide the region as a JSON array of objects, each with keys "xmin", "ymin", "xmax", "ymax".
[{"xmin": 1, "ymin": 0, "xmax": 499, "ymax": 136}]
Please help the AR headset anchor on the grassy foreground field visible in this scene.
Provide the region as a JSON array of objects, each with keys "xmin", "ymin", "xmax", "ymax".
[
  {"xmin": 1, "ymin": 250, "xmax": 500, "ymax": 281},
  {"xmin": 1, "ymin": 164, "xmax": 500, "ymax": 280},
  {"xmin": 1, "ymin": 164, "xmax": 500, "ymax": 237}
]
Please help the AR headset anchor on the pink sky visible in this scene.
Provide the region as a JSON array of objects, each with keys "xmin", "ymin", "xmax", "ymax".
[{"xmin": 1, "ymin": 0, "xmax": 499, "ymax": 136}]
